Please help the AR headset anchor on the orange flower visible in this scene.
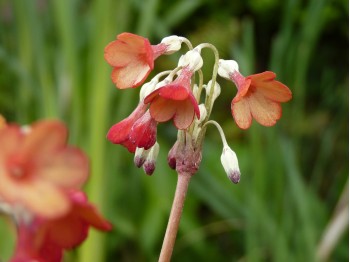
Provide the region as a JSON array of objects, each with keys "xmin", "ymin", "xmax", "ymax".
[
  {"xmin": 11, "ymin": 191, "xmax": 111, "ymax": 262},
  {"xmin": 0, "ymin": 120, "xmax": 89, "ymax": 219},
  {"xmin": 230, "ymin": 70, "xmax": 292, "ymax": 129},
  {"xmin": 144, "ymin": 67, "xmax": 200, "ymax": 130},
  {"xmin": 104, "ymin": 32, "xmax": 167, "ymax": 89}
]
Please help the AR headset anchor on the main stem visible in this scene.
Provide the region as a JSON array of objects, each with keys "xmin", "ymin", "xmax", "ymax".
[{"xmin": 159, "ymin": 172, "xmax": 192, "ymax": 262}]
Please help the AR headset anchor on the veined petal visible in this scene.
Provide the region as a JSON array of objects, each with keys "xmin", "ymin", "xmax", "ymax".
[
  {"xmin": 104, "ymin": 41, "xmax": 139, "ymax": 67},
  {"xmin": 256, "ymin": 81, "xmax": 292, "ymax": 102},
  {"xmin": 231, "ymin": 98, "xmax": 252, "ymax": 129},
  {"xmin": 247, "ymin": 91, "xmax": 282, "ymax": 126},
  {"xmin": 232, "ymin": 78, "xmax": 252, "ymax": 103},
  {"xmin": 173, "ymin": 99, "xmax": 195, "ymax": 129},
  {"xmin": 129, "ymin": 112, "xmax": 157, "ymax": 150},
  {"xmin": 111, "ymin": 60, "xmax": 151, "ymax": 89}
]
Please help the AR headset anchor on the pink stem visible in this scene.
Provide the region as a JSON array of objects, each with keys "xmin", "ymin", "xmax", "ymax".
[{"xmin": 159, "ymin": 172, "xmax": 192, "ymax": 262}]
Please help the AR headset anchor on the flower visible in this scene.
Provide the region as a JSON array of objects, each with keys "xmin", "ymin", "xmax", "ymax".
[
  {"xmin": 218, "ymin": 60, "xmax": 292, "ymax": 129},
  {"xmin": 107, "ymin": 103, "xmax": 157, "ymax": 153},
  {"xmin": 104, "ymin": 32, "xmax": 168, "ymax": 89},
  {"xmin": 0, "ymin": 120, "xmax": 89, "ymax": 219},
  {"xmin": 10, "ymin": 191, "xmax": 112, "ymax": 262},
  {"xmin": 144, "ymin": 67, "xmax": 200, "ymax": 130}
]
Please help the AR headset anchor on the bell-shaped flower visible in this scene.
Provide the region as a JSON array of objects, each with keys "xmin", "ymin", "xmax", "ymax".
[
  {"xmin": 10, "ymin": 191, "xmax": 111, "ymax": 262},
  {"xmin": 218, "ymin": 60, "xmax": 292, "ymax": 129},
  {"xmin": 0, "ymin": 120, "xmax": 89, "ymax": 219},
  {"xmin": 107, "ymin": 103, "xmax": 157, "ymax": 153},
  {"xmin": 104, "ymin": 32, "xmax": 172, "ymax": 89},
  {"xmin": 144, "ymin": 66, "xmax": 200, "ymax": 130}
]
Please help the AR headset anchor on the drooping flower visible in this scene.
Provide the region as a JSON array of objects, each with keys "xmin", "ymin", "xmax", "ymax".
[
  {"xmin": 107, "ymin": 103, "xmax": 157, "ymax": 153},
  {"xmin": 104, "ymin": 33, "xmax": 184, "ymax": 89},
  {"xmin": 144, "ymin": 66, "xmax": 200, "ymax": 130},
  {"xmin": 0, "ymin": 120, "xmax": 89, "ymax": 219},
  {"xmin": 10, "ymin": 191, "xmax": 112, "ymax": 262},
  {"xmin": 218, "ymin": 59, "xmax": 292, "ymax": 129},
  {"xmin": 220, "ymin": 145, "xmax": 241, "ymax": 184}
]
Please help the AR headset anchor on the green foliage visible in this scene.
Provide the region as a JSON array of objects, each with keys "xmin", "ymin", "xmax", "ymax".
[{"xmin": 0, "ymin": 0, "xmax": 348, "ymax": 261}]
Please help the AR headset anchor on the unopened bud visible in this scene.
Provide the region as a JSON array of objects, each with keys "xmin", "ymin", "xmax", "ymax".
[
  {"xmin": 205, "ymin": 80, "xmax": 221, "ymax": 102},
  {"xmin": 134, "ymin": 147, "xmax": 149, "ymax": 168},
  {"xmin": 167, "ymin": 141, "xmax": 180, "ymax": 170},
  {"xmin": 161, "ymin": 35, "xmax": 182, "ymax": 55},
  {"xmin": 139, "ymin": 79, "xmax": 158, "ymax": 101},
  {"xmin": 220, "ymin": 145, "xmax": 241, "ymax": 184},
  {"xmin": 143, "ymin": 142, "xmax": 159, "ymax": 175},
  {"xmin": 178, "ymin": 49, "xmax": 203, "ymax": 72},
  {"xmin": 218, "ymin": 59, "xmax": 239, "ymax": 80}
]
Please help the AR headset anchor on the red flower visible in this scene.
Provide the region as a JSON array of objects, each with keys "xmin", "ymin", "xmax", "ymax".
[
  {"xmin": 107, "ymin": 103, "xmax": 157, "ymax": 153},
  {"xmin": 144, "ymin": 67, "xmax": 200, "ymax": 130},
  {"xmin": 230, "ymin": 71, "xmax": 292, "ymax": 129},
  {"xmin": 0, "ymin": 120, "xmax": 89, "ymax": 219},
  {"xmin": 104, "ymin": 32, "xmax": 167, "ymax": 89},
  {"xmin": 11, "ymin": 191, "xmax": 112, "ymax": 262}
]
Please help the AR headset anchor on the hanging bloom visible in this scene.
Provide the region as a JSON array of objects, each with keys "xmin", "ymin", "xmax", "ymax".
[
  {"xmin": 0, "ymin": 120, "xmax": 89, "ymax": 219},
  {"xmin": 104, "ymin": 32, "xmax": 174, "ymax": 89},
  {"xmin": 107, "ymin": 103, "xmax": 157, "ymax": 153},
  {"xmin": 144, "ymin": 66, "xmax": 200, "ymax": 130},
  {"xmin": 11, "ymin": 191, "xmax": 112, "ymax": 262},
  {"xmin": 218, "ymin": 59, "xmax": 292, "ymax": 129}
]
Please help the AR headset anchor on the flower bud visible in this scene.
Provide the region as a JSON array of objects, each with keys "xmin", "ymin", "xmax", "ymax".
[
  {"xmin": 218, "ymin": 59, "xmax": 239, "ymax": 80},
  {"xmin": 143, "ymin": 142, "xmax": 160, "ymax": 175},
  {"xmin": 139, "ymin": 79, "xmax": 158, "ymax": 101},
  {"xmin": 178, "ymin": 49, "xmax": 203, "ymax": 72},
  {"xmin": 205, "ymin": 80, "xmax": 221, "ymax": 102},
  {"xmin": 167, "ymin": 141, "xmax": 179, "ymax": 170},
  {"xmin": 134, "ymin": 147, "xmax": 149, "ymax": 168},
  {"xmin": 220, "ymin": 145, "xmax": 241, "ymax": 184},
  {"xmin": 161, "ymin": 35, "xmax": 182, "ymax": 55}
]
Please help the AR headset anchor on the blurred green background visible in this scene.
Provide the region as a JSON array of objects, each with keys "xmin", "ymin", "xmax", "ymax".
[{"xmin": 0, "ymin": 0, "xmax": 348, "ymax": 261}]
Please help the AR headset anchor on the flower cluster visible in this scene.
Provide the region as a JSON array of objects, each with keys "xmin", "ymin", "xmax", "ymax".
[
  {"xmin": 105, "ymin": 32, "xmax": 292, "ymax": 180},
  {"xmin": 0, "ymin": 118, "xmax": 111, "ymax": 262}
]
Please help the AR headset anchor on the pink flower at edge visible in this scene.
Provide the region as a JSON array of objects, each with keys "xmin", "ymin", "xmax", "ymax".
[
  {"xmin": 0, "ymin": 120, "xmax": 89, "ymax": 219},
  {"xmin": 107, "ymin": 103, "xmax": 157, "ymax": 153},
  {"xmin": 104, "ymin": 32, "xmax": 167, "ymax": 89},
  {"xmin": 144, "ymin": 67, "xmax": 200, "ymax": 130},
  {"xmin": 230, "ymin": 70, "xmax": 292, "ymax": 129},
  {"xmin": 10, "ymin": 191, "xmax": 112, "ymax": 262}
]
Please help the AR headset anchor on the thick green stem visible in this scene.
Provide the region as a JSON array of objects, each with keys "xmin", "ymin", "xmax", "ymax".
[{"xmin": 159, "ymin": 172, "xmax": 192, "ymax": 262}]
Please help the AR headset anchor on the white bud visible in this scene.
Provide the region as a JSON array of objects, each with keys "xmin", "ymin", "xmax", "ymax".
[
  {"xmin": 134, "ymin": 147, "xmax": 150, "ymax": 168},
  {"xmin": 139, "ymin": 79, "xmax": 158, "ymax": 101},
  {"xmin": 196, "ymin": 104, "xmax": 207, "ymax": 124},
  {"xmin": 220, "ymin": 145, "xmax": 241, "ymax": 184},
  {"xmin": 161, "ymin": 35, "xmax": 182, "ymax": 55},
  {"xmin": 178, "ymin": 49, "xmax": 203, "ymax": 71},
  {"xmin": 143, "ymin": 142, "xmax": 160, "ymax": 175},
  {"xmin": 218, "ymin": 59, "xmax": 239, "ymax": 80},
  {"xmin": 205, "ymin": 80, "xmax": 221, "ymax": 102}
]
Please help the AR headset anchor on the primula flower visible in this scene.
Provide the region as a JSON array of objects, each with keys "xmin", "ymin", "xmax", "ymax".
[
  {"xmin": 11, "ymin": 191, "xmax": 112, "ymax": 262},
  {"xmin": 144, "ymin": 67, "xmax": 200, "ymax": 130},
  {"xmin": 107, "ymin": 103, "xmax": 157, "ymax": 153},
  {"xmin": 0, "ymin": 120, "xmax": 88, "ymax": 219},
  {"xmin": 104, "ymin": 32, "xmax": 168, "ymax": 89},
  {"xmin": 218, "ymin": 60, "xmax": 292, "ymax": 129}
]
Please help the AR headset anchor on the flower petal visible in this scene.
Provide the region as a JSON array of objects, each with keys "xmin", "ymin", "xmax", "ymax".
[
  {"xmin": 247, "ymin": 91, "xmax": 282, "ymax": 126},
  {"xmin": 21, "ymin": 181, "xmax": 70, "ymax": 219},
  {"xmin": 158, "ymin": 85, "xmax": 189, "ymax": 100},
  {"xmin": 129, "ymin": 111, "xmax": 157, "ymax": 150},
  {"xmin": 36, "ymin": 147, "xmax": 89, "ymax": 189},
  {"xmin": 111, "ymin": 60, "xmax": 151, "ymax": 89},
  {"xmin": 256, "ymin": 81, "xmax": 292, "ymax": 102},
  {"xmin": 149, "ymin": 97, "xmax": 177, "ymax": 122},
  {"xmin": 231, "ymin": 98, "xmax": 252, "ymax": 129},
  {"xmin": 173, "ymin": 99, "xmax": 195, "ymax": 129}
]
